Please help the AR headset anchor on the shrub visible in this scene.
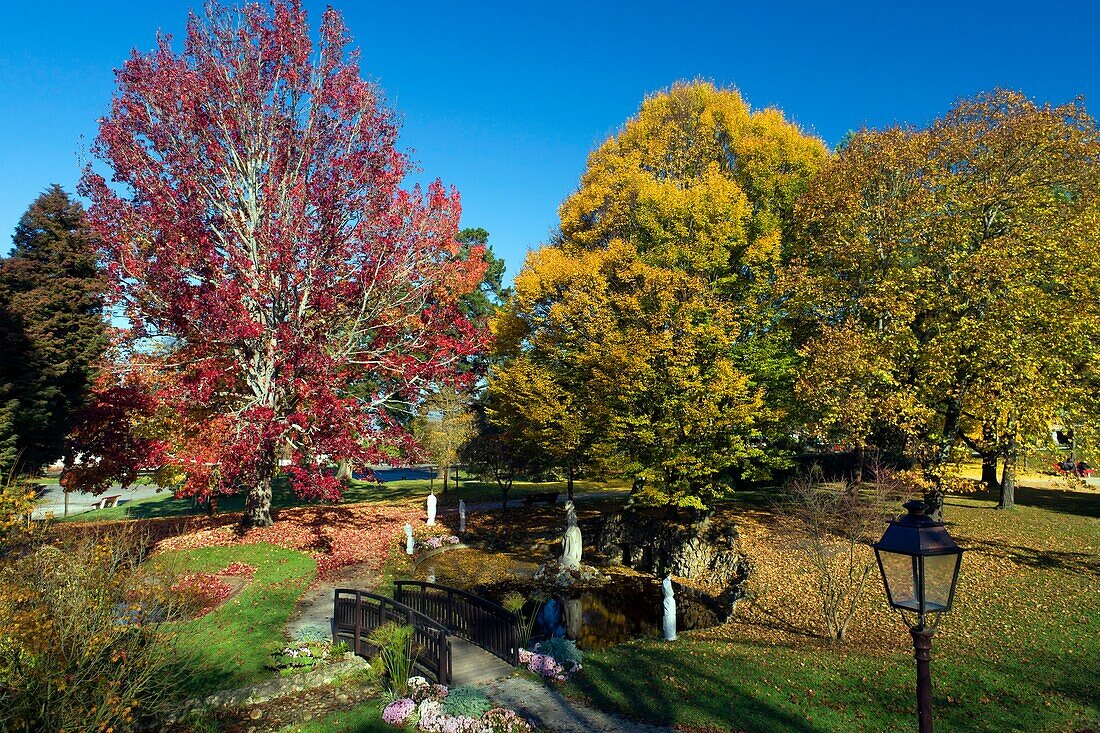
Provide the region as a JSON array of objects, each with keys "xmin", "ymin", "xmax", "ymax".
[
  {"xmin": 534, "ymin": 637, "xmax": 582, "ymax": 668},
  {"xmin": 440, "ymin": 685, "xmax": 493, "ymax": 718},
  {"xmin": 369, "ymin": 622, "xmax": 417, "ymax": 695},
  {"xmin": 0, "ymin": 466, "xmax": 40, "ymax": 555},
  {"xmin": 0, "ymin": 527, "xmax": 192, "ymax": 732}
]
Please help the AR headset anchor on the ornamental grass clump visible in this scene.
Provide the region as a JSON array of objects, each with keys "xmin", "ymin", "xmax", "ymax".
[
  {"xmin": 501, "ymin": 591, "xmax": 541, "ymax": 648},
  {"xmin": 370, "ymin": 622, "xmax": 417, "ymax": 695}
]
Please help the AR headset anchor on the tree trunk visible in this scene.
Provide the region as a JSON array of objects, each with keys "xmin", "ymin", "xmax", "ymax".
[
  {"xmin": 566, "ymin": 464, "xmax": 574, "ymax": 500},
  {"xmin": 442, "ymin": 464, "xmax": 449, "ymax": 494},
  {"xmin": 335, "ymin": 459, "xmax": 351, "ymax": 481},
  {"xmin": 998, "ymin": 434, "xmax": 1017, "ymax": 510},
  {"xmin": 242, "ymin": 451, "xmax": 275, "ymax": 528},
  {"xmin": 981, "ymin": 453, "xmax": 1000, "ymax": 492}
]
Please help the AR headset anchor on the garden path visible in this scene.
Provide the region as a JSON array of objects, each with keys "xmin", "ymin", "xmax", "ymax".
[{"xmin": 483, "ymin": 676, "xmax": 675, "ymax": 733}]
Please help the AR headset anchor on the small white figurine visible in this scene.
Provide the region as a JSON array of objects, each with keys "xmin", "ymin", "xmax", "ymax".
[
  {"xmin": 405, "ymin": 522, "xmax": 415, "ymax": 555},
  {"xmin": 427, "ymin": 566, "xmax": 436, "ymax": 584},
  {"xmin": 662, "ymin": 574, "xmax": 677, "ymax": 641},
  {"xmin": 459, "ymin": 499, "xmax": 467, "ymax": 534},
  {"xmin": 426, "ymin": 489, "xmax": 437, "ymax": 526}
]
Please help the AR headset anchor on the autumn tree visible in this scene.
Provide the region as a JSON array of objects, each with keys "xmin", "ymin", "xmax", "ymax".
[
  {"xmin": 413, "ymin": 386, "xmax": 475, "ymax": 493},
  {"xmin": 790, "ymin": 90, "xmax": 1100, "ymax": 512},
  {"xmin": 492, "ymin": 82, "xmax": 825, "ymax": 505},
  {"xmin": 493, "ymin": 241, "xmax": 774, "ymax": 506},
  {"xmin": 0, "ymin": 186, "xmax": 106, "ymax": 474},
  {"xmin": 75, "ymin": 1, "xmax": 486, "ymax": 527}
]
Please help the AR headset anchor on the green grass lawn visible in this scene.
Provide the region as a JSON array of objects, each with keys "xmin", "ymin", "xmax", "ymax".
[
  {"xmin": 566, "ymin": 489, "xmax": 1100, "ymax": 733},
  {"xmin": 64, "ymin": 474, "xmax": 629, "ymax": 522},
  {"xmin": 156, "ymin": 543, "xmax": 317, "ymax": 697}
]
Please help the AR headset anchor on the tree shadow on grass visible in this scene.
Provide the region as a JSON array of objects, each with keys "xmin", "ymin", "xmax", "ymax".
[
  {"xmin": 962, "ymin": 536, "xmax": 1099, "ymax": 578},
  {"xmin": 962, "ymin": 484, "xmax": 1100, "ymax": 519}
]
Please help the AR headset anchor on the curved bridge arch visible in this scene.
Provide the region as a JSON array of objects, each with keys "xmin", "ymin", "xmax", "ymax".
[
  {"xmin": 394, "ymin": 580, "xmax": 520, "ymax": 666},
  {"xmin": 332, "ymin": 588, "xmax": 452, "ymax": 683},
  {"xmin": 333, "ymin": 582, "xmax": 520, "ymax": 685}
]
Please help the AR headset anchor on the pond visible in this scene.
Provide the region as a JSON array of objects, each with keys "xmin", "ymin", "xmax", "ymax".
[{"xmin": 414, "ymin": 548, "xmax": 726, "ymax": 649}]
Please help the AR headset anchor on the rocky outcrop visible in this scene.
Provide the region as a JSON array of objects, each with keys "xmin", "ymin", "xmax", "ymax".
[{"xmin": 596, "ymin": 506, "xmax": 750, "ymax": 592}]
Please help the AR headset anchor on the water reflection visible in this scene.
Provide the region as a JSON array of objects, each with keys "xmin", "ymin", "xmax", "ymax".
[{"xmin": 411, "ymin": 548, "xmax": 724, "ymax": 650}]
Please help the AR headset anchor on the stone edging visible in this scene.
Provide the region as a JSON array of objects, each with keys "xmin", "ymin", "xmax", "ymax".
[
  {"xmin": 167, "ymin": 654, "xmax": 369, "ymax": 721},
  {"xmin": 411, "ymin": 542, "xmax": 470, "ymax": 571}
]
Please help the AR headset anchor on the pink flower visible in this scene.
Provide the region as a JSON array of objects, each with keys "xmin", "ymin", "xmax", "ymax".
[{"xmin": 382, "ymin": 698, "xmax": 415, "ymax": 726}]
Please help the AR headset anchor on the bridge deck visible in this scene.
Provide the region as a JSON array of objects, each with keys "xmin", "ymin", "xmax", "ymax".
[{"xmin": 449, "ymin": 637, "xmax": 515, "ymax": 686}]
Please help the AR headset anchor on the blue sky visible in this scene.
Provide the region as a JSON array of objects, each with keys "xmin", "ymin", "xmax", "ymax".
[{"xmin": 2, "ymin": 0, "xmax": 1098, "ymax": 280}]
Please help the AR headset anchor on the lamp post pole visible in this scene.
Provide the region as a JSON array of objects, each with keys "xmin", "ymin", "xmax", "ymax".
[{"xmin": 911, "ymin": 626, "xmax": 934, "ymax": 733}]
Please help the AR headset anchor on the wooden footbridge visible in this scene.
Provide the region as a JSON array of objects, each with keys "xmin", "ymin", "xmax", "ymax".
[{"xmin": 332, "ymin": 580, "xmax": 519, "ymax": 685}]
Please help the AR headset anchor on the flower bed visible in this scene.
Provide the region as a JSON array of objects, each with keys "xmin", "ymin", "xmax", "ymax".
[
  {"xmin": 519, "ymin": 642, "xmax": 582, "ymax": 682},
  {"xmin": 381, "ymin": 677, "xmax": 532, "ymax": 732},
  {"xmin": 419, "ymin": 534, "xmax": 460, "ymax": 551},
  {"xmin": 268, "ymin": 640, "xmax": 348, "ymax": 677}
]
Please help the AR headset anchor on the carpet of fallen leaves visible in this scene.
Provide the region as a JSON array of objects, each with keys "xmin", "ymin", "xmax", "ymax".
[
  {"xmin": 699, "ymin": 484, "xmax": 1100, "ymax": 660},
  {"xmin": 154, "ymin": 501, "xmax": 466, "ymax": 579}
]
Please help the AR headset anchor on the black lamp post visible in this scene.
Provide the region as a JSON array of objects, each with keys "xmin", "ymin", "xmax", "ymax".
[{"xmin": 872, "ymin": 500, "xmax": 964, "ymax": 733}]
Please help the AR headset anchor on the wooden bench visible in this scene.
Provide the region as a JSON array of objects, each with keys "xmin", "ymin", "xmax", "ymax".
[
  {"xmin": 92, "ymin": 495, "xmax": 121, "ymax": 510},
  {"xmin": 522, "ymin": 491, "xmax": 560, "ymax": 507}
]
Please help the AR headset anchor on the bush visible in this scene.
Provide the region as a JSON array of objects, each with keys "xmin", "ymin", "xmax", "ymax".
[
  {"xmin": 0, "ymin": 527, "xmax": 192, "ymax": 732},
  {"xmin": 441, "ymin": 685, "xmax": 493, "ymax": 718},
  {"xmin": 0, "ymin": 467, "xmax": 40, "ymax": 555},
  {"xmin": 535, "ymin": 637, "xmax": 582, "ymax": 667}
]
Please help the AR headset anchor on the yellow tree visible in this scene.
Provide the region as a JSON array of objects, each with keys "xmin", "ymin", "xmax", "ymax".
[
  {"xmin": 790, "ymin": 90, "xmax": 1100, "ymax": 511},
  {"xmin": 413, "ymin": 387, "xmax": 475, "ymax": 493},
  {"xmin": 492, "ymin": 82, "xmax": 825, "ymax": 505},
  {"xmin": 491, "ymin": 241, "xmax": 767, "ymax": 506}
]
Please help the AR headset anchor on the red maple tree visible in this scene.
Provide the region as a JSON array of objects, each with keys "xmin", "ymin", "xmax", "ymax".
[{"xmin": 74, "ymin": 0, "xmax": 486, "ymax": 527}]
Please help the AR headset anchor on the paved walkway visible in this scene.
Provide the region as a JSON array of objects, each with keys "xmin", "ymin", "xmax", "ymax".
[{"xmin": 483, "ymin": 676, "xmax": 675, "ymax": 733}]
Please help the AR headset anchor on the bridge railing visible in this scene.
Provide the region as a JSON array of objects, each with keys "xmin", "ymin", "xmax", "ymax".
[
  {"xmin": 393, "ymin": 580, "xmax": 520, "ymax": 666},
  {"xmin": 332, "ymin": 588, "xmax": 452, "ymax": 684}
]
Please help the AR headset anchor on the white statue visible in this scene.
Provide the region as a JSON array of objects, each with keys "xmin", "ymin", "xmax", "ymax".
[
  {"xmin": 405, "ymin": 523, "xmax": 415, "ymax": 555},
  {"xmin": 662, "ymin": 575, "xmax": 677, "ymax": 641},
  {"xmin": 458, "ymin": 499, "xmax": 467, "ymax": 534},
  {"xmin": 561, "ymin": 500, "xmax": 582, "ymax": 571},
  {"xmin": 426, "ymin": 490, "xmax": 437, "ymax": 526}
]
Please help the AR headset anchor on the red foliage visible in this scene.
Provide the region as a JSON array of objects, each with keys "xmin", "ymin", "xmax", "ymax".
[
  {"xmin": 72, "ymin": 1, "xmax": 487, "ymax": 520},
  {"xmin": 218, "ymin": 562, "xmax": 257, "ymax": 580},
  {"xmin": 156, "ymin": 502, "xmax": 441, "ymax": 579},
  {"xmin": 173, "ymin": 572, "xmax": 234, "ymax": 616}
]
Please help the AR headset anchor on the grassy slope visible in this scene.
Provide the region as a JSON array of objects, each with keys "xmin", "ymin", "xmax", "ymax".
[
  {"xmin": 568, "ymin": 490, "xmax": 1100, "ymax": 733},
  {"xmin": 156, "ymin": 543, "xmax": 317, "ymax": 697}
]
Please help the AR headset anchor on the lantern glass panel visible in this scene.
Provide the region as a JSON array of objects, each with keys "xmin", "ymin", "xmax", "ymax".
[
  {"xmin": 922, "ymin": 553, "xmax": 960, "ymax": 612},
  {"xmin": 879, "ymin": 550, "xmax": 919, "ymax": 611}
]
